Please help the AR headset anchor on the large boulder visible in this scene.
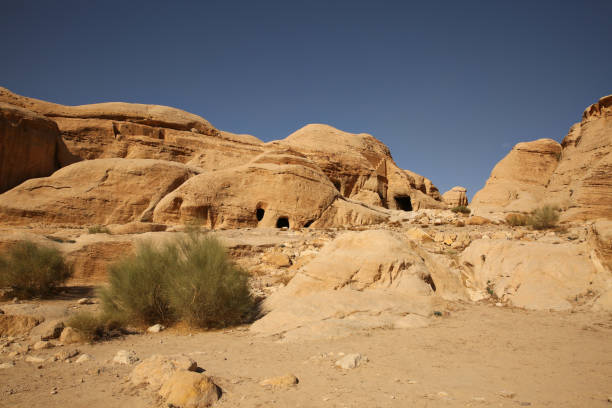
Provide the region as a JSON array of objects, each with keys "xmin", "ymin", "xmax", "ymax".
[
  {"xmin": 251, "ymin": 230, "xmax": 466, "ymax": 340},
  {"xmin": 0, "ymin": 103, "xmax": 63, "ymax": 193},
  {"xmin": 442, "ymin": 186, "xmax": 468, "ymax": 207},
  {"xmin": 471, "ymin": 139, "xmax": 562, "ymax": 213},
  {"xmin": 460, "ymin": 239, "xmax": 610, "ymax": 311},
  {"xmin": 153, "ymin": 148, "xmax": 339, "ymax": 228},
  {"xmin": 0, "ymin": 158, "xmax": 199, "ymax": 226}
]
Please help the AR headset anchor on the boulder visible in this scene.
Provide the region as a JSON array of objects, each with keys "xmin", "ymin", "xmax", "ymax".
[
  {"xmin": 59, "ymin": 327, "xmax": 83, "ymax": 344},
  {"xmin": 0, "ymin": 158, "xmax": 199, "ymax": 226},
  {"xmin": 460, "ymin": 239, "xmax": 608, "ymax": 310},
  {"xmin": 113, "ymin": 350, "xmax": 139, "ymax": 365},
  {"xmin": 159, "ymin": 371, "xmax": 221, "ymax": 408},
  {"xmin": 259, "ymin": 374, "xmax": 299, "ymax": 388},
  {"xmin": 130, "ymin": 354, "xmax": 198, "ymax": 390},
  {"xmin": 442, "ymin": 186, "xmax": 468, "ymax": 207}
]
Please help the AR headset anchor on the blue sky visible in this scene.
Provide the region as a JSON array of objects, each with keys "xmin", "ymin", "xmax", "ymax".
[{"xmin": 2, "ymin": 1, "xmax": 611, "ymax": 198}]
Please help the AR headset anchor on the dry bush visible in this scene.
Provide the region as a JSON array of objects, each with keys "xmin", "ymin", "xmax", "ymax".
[
  {"xmin": 506, "ymin": 213, "xmax": 528, "ymax": 227},
  {"xmin": 527, "ymin": 205, "xmax": 560, "ymax": 230},
  {"xmin": 451, "ymin": 206, "xmax": 471, "ymax": 214},
  {"xmin": 67, "ymin": 311, "xmax": 126, "ymax": 342},
  {"xmin": 88, "ymin": 225, "xmax": 110, "ymax": 234},
  {"xmin": 99, "ymin": 234, "xmax": 255, "ymax": 329},
  {"xmin": 0, "ymin": 241, "xmax": 72, "ymax": 299}
]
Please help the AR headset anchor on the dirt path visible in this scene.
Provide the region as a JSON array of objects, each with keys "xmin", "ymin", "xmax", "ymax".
[{"xmin": 1, "ymin": 303, "xmax": 611, "ymax": 408}]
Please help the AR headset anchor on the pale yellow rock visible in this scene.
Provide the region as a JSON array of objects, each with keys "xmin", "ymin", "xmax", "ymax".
[
  {"xmin": 59, "ymin": 327, "xmax": 83, "ymax": 344},
  {"xmin": 259, "ymin": 374, "xmax": 299, "ymax": 387},
  {"xmin": 405, "ymin": 228, "xmax": 433, "ymax": 243},
  {"xmin": 130, "ymin": 354, "xmax": 198, "ymax": 391},
  {"xmin": 442, "ymin": 186, "xmax": 468, "ymax": 207},
  {"xmin": 159, "ymin": 371, "xmax": 220, "ymax": 408},
  {"xmin": 262, "ymin": 252, "xmax": 291, "ymax": 268},
  {"xmin": 0, "ymin": 314, "xmax": 41, "ymax": 336}
]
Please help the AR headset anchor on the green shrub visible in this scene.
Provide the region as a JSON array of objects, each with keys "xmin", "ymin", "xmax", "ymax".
[
  {"xmin": 0, "ymin": 241, "xmax": 72, "ymax": 298},
  {"xmin": 527, "ymin": 205, "xmax": 559, "ymax": 230},
  {"xmin": 451, "ymin": 206, "xmax": 471, "ymax": 214},
  {"xmin": 67, "ymin": 311, "xmax": 126, "ymax": 342},
  {"xmin": 506, "ymin": 213, "xmax": 528, "ymax": 227},
  {"xmin": 99, "ymin": 234, "xmax": 255, "ymax": 329},
  {"xmin": 88, "ymin": 225, "xmax": 110, "ymax": 234}
]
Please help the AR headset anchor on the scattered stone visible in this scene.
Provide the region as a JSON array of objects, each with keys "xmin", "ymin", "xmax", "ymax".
[
  {"xmin": 30, "ymin": 319, "xmax": 65, "ymax": 340},
  {"xmin": 406, "ymin": 228, "xmax": 434, "ymax": 243},
  {"xmin": 75, "ymin": 354, "xmax": 93, "ymax": 364},
  {"xmin": 59, "ymin": 327, "xmax": 83, "ymax": 344},
  {"xmin": 147, "ymin": 324, "xmax": 165, "ymax": 333},
  {"xmin": 113, "ymin": 350, "xmax": 139, "ymax": 365},
  {"xmin": 499, "ymin": 390, "xmax": 516, "ymax": 399},
  {"xmin": 335, "ymin": 353, "xmax": 364, "ymax": 369},
  {"xmin": 259, "ymin": 374, "xmax": 299, "ymax": 388},
  {"xmin": 263, "ymin": 251, "xmax": 292, "ymax": 268},
  {"xmin": 54, "ymin": 349, "xmax": 80, "ymax": 361},
  {"xmin": 0, "ymin": 362, "xmax": 15, "ymax": 369},
  {"xmin": 77, "ymin": 298, "xmax": 94, "ymax": 305},
  {"xmin": 33, "ymin": 340, "xmax": 53, "ymax": 351},
  {"xmin": 159, "ymin": 371, "xmax": 221, "ymax": 408},
  {"xmin": 0, "ymin": 308, "xmax": 4, "ymax": 314},
  {"xmin": 25, "ymin": 356, "xmax": 45, "ymax": 364}
]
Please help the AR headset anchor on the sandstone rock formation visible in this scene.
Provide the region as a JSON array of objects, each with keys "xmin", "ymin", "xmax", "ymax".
[
  {"xmin": 472, "ymin": 95, "xmax": 611, "ymax": 220},
  {"xmin": 0, "ymin": 103, "xmax": 64, "ymax": 193},
  {"xmin": 0, "ymin": 158, "xmax": 199, "ymax": 226},
  {"xmin": 0, "ymin": 88, "xmax": 446, "ymax": 230},
  {"xmin": 442, "ymin": 186, "xmax": 468, "ymax": 207}
]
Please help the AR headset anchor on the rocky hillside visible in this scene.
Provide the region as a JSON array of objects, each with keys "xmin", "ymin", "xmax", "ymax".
[
  {"xmin": 0, "ymin": 87, "xmax": 446, "ymax": 229},
  {"xmin": 471, "ymin": 94, "xmax": 612, "ymax": 220}
]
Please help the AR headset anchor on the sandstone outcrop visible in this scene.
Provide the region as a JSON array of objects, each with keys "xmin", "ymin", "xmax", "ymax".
[
  {"xmin": 442, "ymin": 186, "xmax": 468, "ymax": 207},
  {"xmin": 0, "ymin": 103, "xmax": 65, "ymax": 193},
  {"xmin": 0, "ymin": 158, "xmax": 199, "ymax": 226},
  {"xmin": 472, "ymin": 95, "xmax": 611, "ymax": 220}
]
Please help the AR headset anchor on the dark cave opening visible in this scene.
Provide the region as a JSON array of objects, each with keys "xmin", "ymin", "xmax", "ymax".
[
  {"xmin": 256, "ymin": 208, "xmax": 265, "ymax": 221},
  {"xmin": 394, "ymin": 195, "xmax": 413, "ymax": 211},
  {"xmin": 276, "ymin": 217, "xmax": 290, "ymax": 228}
]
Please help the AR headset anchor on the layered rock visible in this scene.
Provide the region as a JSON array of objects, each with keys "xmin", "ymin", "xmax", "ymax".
[
  {"xmin": 0, "ymin": 158, "xmax": 199, "ymax": 226},
  {"xmin": 472, "ymin": 94, "xmax": 612, "ymax": 220},
  {"xmin": 442, "ymin": 186, "xmax": 468, "ymax": 207},
  {"xmin": 0, "ymin": 103, "xmax": 63, "ymax": 193}
]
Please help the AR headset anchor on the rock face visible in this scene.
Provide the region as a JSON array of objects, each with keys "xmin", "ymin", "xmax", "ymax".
[
  {"xmin": 0, "ymin": 88, "xmax": 445, "ymax": 229},
  {"xmin": 0, "ymin": 158, "xmax": 199, "ymax": 226},
  {"xmin": 0, "ymin": 103, "xmax": 65, "ymax": 193},
  {"xmin": 442, "ymin": 186, "xmax": 468, "ymax": 207},
  {"xmin": 472, "ymin": 95, "xmax": 612, "ymax": 220}
]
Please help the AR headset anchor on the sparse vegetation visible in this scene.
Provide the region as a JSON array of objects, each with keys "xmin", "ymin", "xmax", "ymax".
[
  {"xmin": 99, "ymin": 233, "xmax": 255, "ymax": 328},
  {"xmin": 67, "ymin": 311, "xmax": 126, "ymax": 342},
  {"xmin": 0, "ymin": 241, "xmax": 72, "ymax": 298},
  {"xmin": 527, "ymin": 205, "xmax": 560, "ymax": 230},
  {"xmin": 88, "ymin": 225, "xmax": 111, "ymax": 234},
  {"xmin": 451, "ymin": 206, "xmax": 471, "ymax": 215},
  {"xmin": 506, "ymin": 213, "xmax": 528, "ymax": 227}
]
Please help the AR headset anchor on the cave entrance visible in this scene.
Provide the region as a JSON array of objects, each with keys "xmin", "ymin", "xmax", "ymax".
[
  {"xmin": 394, "ymin": 195, "xmax": 413, "ymax": 211},
  {"xmin": 256, "ymin": 208, "xmax": 265, "ymax": 221},
  {"xmin": 276, "ymin": 217, "xmax": 290, "ymax": 228}
]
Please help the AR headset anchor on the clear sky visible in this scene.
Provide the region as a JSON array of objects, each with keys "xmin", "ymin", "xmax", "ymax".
[{"xmin": 2, "ymin": 1, "xmax": 611, "ymax": 199}]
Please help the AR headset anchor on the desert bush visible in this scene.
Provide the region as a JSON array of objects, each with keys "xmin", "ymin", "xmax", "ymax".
[
  {"xmin": 506, "ymin": 213, "xmax": 528, "ymax": 227},
  {"xmin": 0, "ymin": 241, "xmax": 72, "ymax": 298},
  {"xmin": 451, "ymin": 206, "xmax": 471, "ymax": 214},
  {"xmin": 99, "ymin": 234, "xmax": 255, "ymax": 328},
  {"xmin": 527, "ymin": 205, "xmax": 559, "ymax": 230},
  {"xmin": 88, "ymin": 225, "xmax": 110, "ymax": 234},
  {"xmin": 67, "ymin": 311, "xmax": 126, "ymax": 342}
]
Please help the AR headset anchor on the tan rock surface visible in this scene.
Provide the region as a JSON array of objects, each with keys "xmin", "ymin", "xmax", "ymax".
[
  {"xmin": 158, "ymin": 371, "xmax": 220, "ymax": 408},
  {"xmin": 442, "ymin": 186, "xmax": 468, "ymax": 207},
  {"xmin": 0, "ymin": 103, "xmax": 62, "ymax": 193},
  {"xmin": 0, "ymin": 314, "xmax": 41, "ymax": 336},
  {"xmin": 0, "ymin": 158, "xmax": 199, "ymax": 226}
]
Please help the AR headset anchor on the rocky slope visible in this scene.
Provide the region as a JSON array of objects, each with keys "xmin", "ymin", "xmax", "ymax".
[{"xmin": 471, "ymin": 95, "xmax": 612, "ymax": 220}]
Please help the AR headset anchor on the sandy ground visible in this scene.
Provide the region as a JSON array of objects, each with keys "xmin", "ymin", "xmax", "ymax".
[{"xmin": 1, "ymin": 302, "xmax": 611, "ymax": 408}]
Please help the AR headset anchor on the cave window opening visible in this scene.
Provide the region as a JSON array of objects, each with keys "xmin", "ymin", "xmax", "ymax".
[
  {"xmin": 394, "ymin": 195, "xmax": 413, "ymax": 211},
  {"xmin": 276, "ymin": 217, "xmax": 290, "ymax": 228},
  {"xmin": 256, "ymin": 208, "xmax": 265, "ymax": 221},
  {"xmin": 303, "ymin": 219, "xmax": 315, "ymax": 228}
]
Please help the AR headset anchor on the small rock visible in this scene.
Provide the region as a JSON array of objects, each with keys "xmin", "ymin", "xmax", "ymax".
[
  {"xmin": 130, "ymin": 354, "xmax": 197, "ymax": 390},
  {"xmin": 0, "ymin": 308, "xmax": 4, "ymax": 314},
  {"xmin": 259, "ymin": 374, "xmax": 299, "ymax": 388},
  {"xmin": 25, "ymin": 356, "xmax": 45, "ymax": 364},
  {"xmin": 30, "ymin": 319, "xmax": 65, "ymax": 340},
  {"xmin": 335, "ymin": 353, "xmax": 364, "ymax": 369},
  {"xmin": 147, "ymin": 324, "xmax": 165, "ymax": 333},
  {"xmin": 495, "ymin": 302, "xmax": 503, "ymax": 307},
  {"xmin": 113, "ymin": 350, "xmax": 139, "ymax": 365},
  {"xmin": 77, "ymin": 298, "xmax": 93, "ymax": 305},
  {"xmin": 33, "ymin": 340, "xmax": 53, "ymax": 351},
  {"xmin": 499, "ymin": 390, "xmax": 516, "ymax": 399},
  {"xmin": 75, "ymin": 354, "xmax": 93, "ymax": 364},
  {"xmin": 55, "ymin": 349, "xmax": 80, "ymax": 360},
  {"xmin": 0, "ymin": 362, "xmax": 15, "ymax": 369},
  {"xmin": 159, "ymin": 371, "xmax": 221, "ymax": 408}
]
